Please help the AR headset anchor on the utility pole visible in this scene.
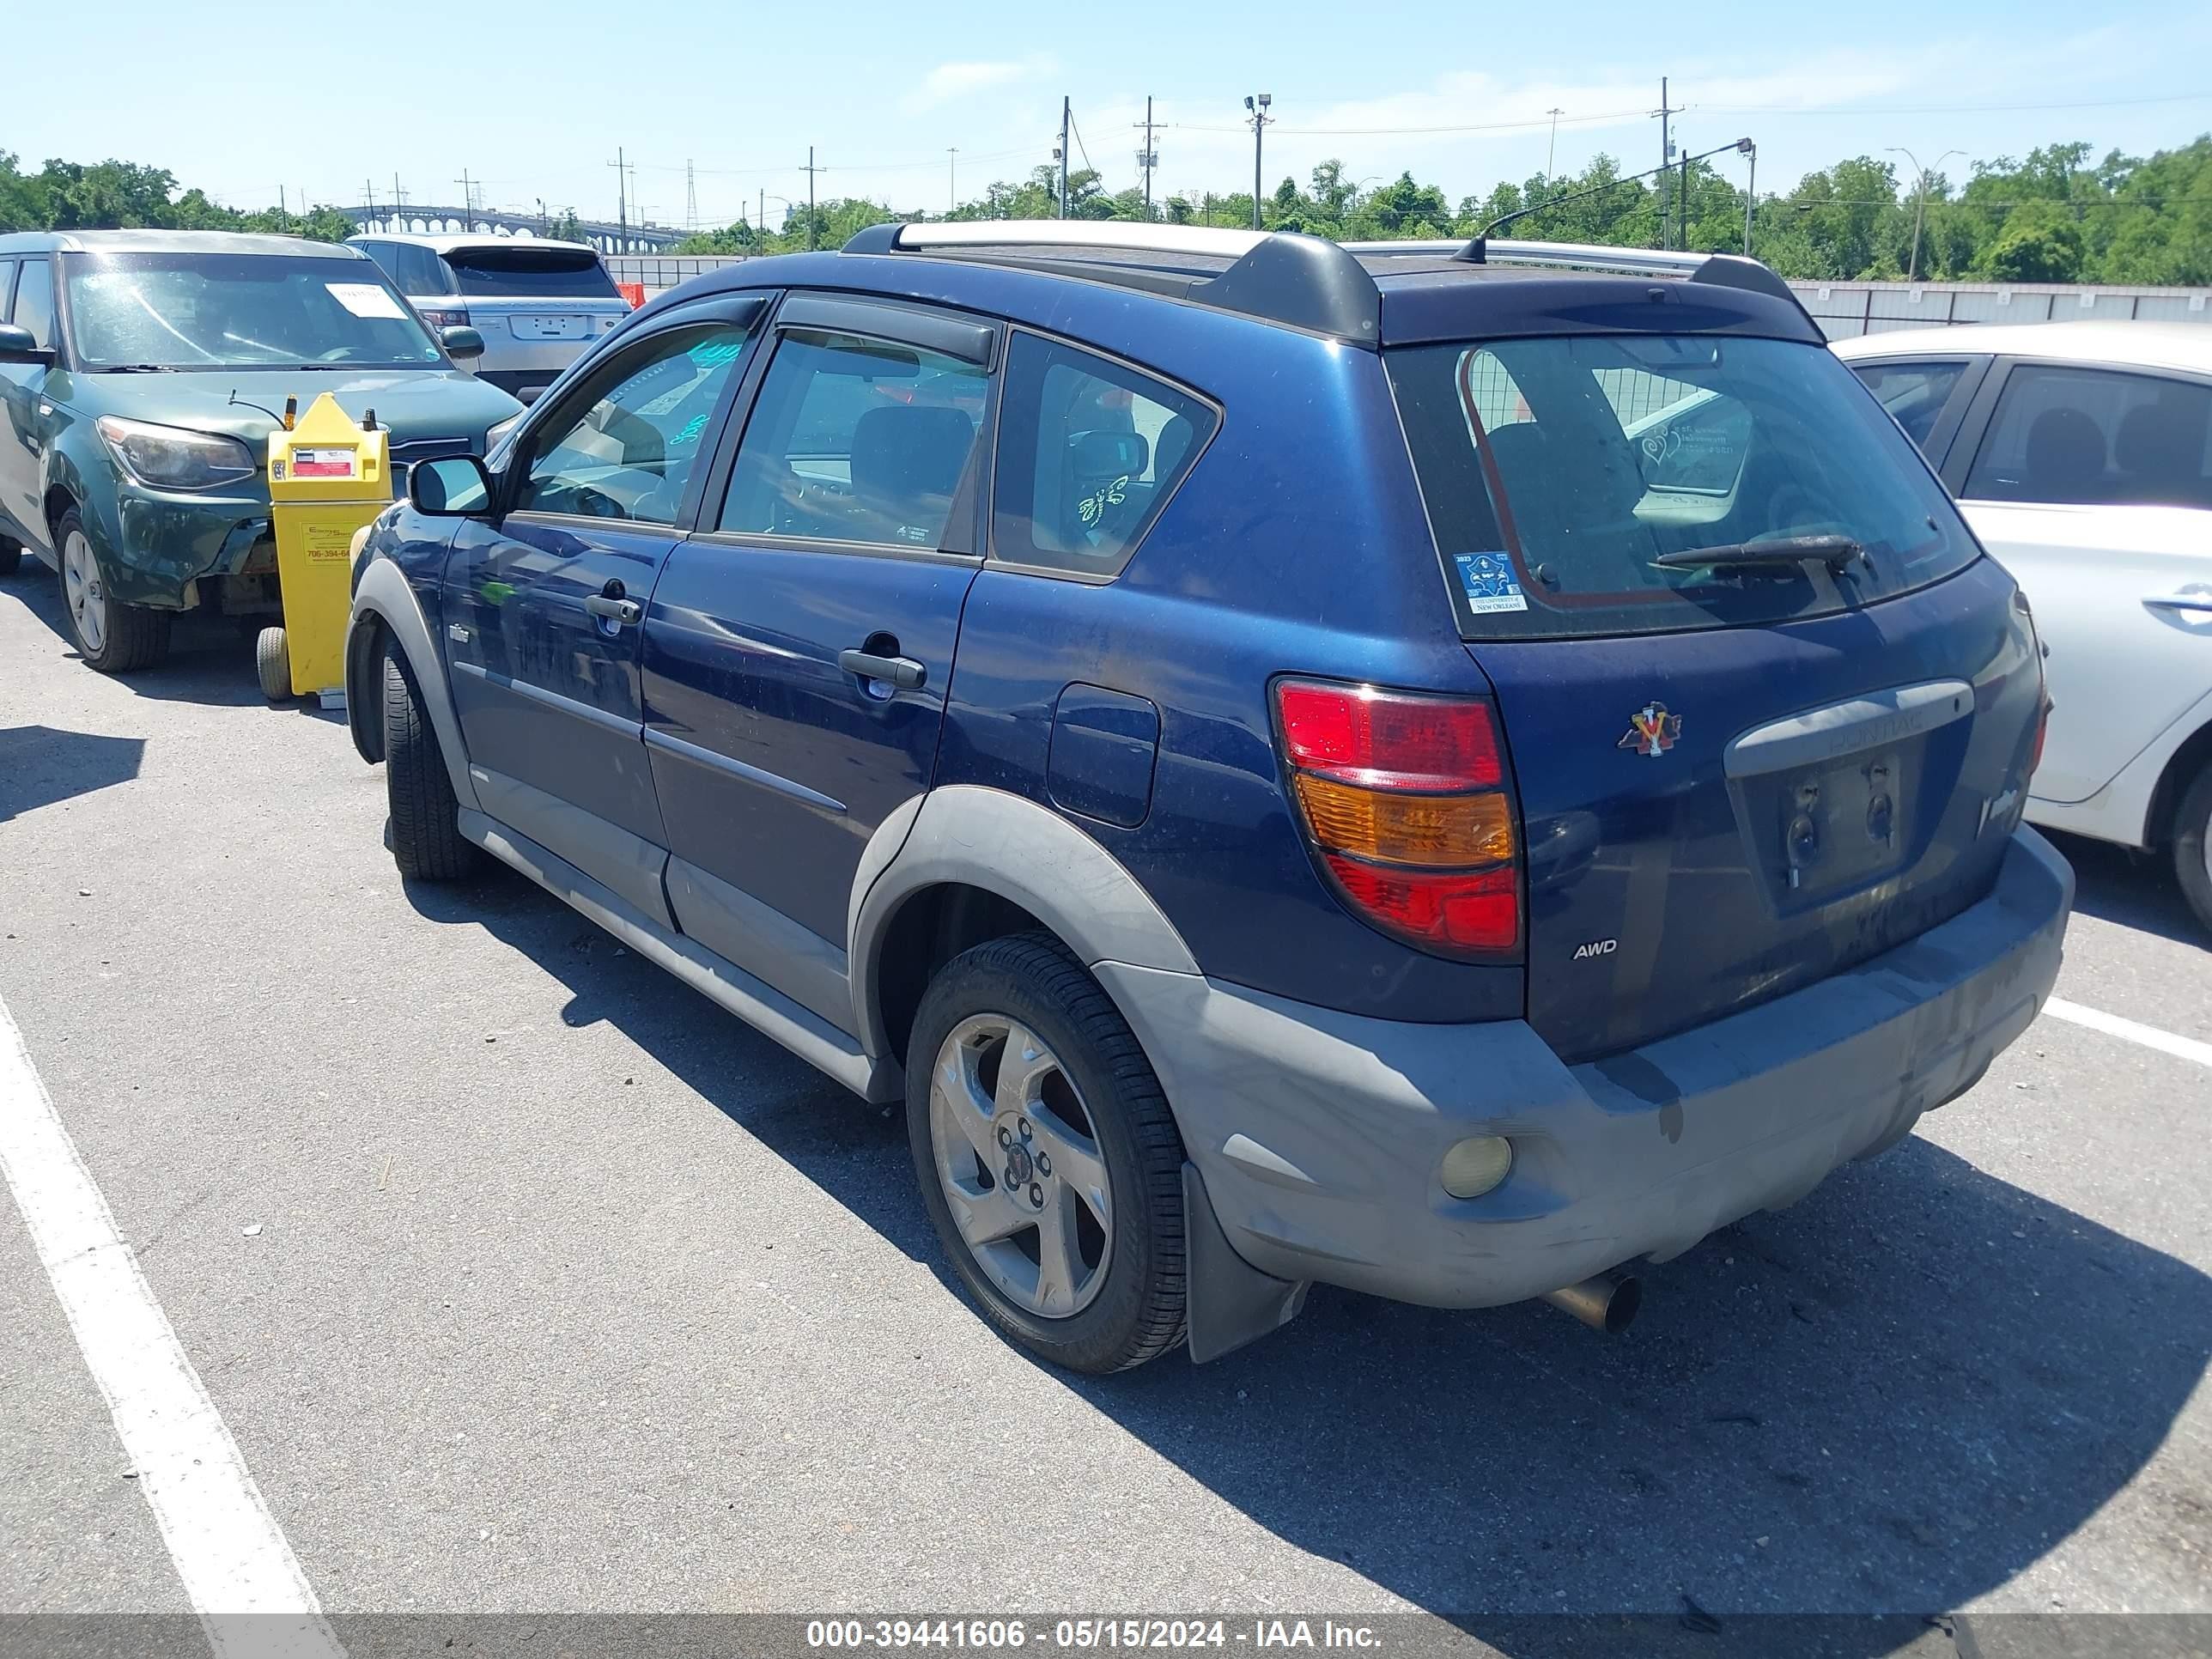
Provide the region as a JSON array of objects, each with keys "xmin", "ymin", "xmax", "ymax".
[
  {"xmin": 1137, "ymin": 95, "xmax": 1158, "ymax": 221},
  {"xmin": 609, "ymin": 149, "xmax": 629, "ymax": 250},
  {"xmin": 1680, "ymin": 142, "xmax": 1692, "ymax": 252},
  {"xmin": 363, "ymin": 178, "xmax": 377, "ymax": 230},
  {"xmin": 685, "ymin": 160, "xmax": 698, "ymax": 234},
  {"xmin": 1742, "ymin": 141, "xmax": 1756, "ymax": 257},
  {"xmin": 1244, "ymin": 93, "xmax": 1273, "ymax": 229},
  {"xmin": 1887, "ymin": 147, "xmax": 1962, "ymax": 284},
  {"xmin": 1654, "ymin": 77, "xmax": 1675, "ymax": 247},
  {"xmin": 803, "ymin": 146, "xmax": 823, "ymax": 249},
  {"xmin": 392, "ymin": 173, "xmax": 405, "ymax": 226},
  {"xmin": 1547, "ymin": 107, "xmax": 1564, "ymax": 179},
  {"xmin": 454, "ymin": 170, "xmax": 477, "ymax": 225},
  {"xmin": 1059, "ymin": 97, "xmax": 1071, "ymax": 219},
  {"xmin": 758, "ymin": 187, "xmax": 765, "ymax": 233},
  {"xmin": 947, "ymin": 147, "xmax": 958, "ymax": 214}
]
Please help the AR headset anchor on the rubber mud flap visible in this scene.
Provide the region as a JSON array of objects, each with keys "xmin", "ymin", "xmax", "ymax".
[{"xmin": 1182, "ymin": 1162, "xmax": 1308, "ymax": 1364}]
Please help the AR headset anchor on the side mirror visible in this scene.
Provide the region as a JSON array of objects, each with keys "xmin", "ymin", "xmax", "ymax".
[
  {"xmin": 409, "ymin": 454, "xmax": 495, "ymax": 516},
  {"xmin": 441, "ymin": 325, "xmax": 487, "ymax": 362},
  {"xmin": 0, "ymin": 323, "xmax": 54, "ymax": 366}
]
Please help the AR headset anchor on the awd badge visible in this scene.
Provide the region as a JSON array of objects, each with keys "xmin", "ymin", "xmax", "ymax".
[{"xmin": 1620, "ymin": 702, "xmax": 1681, "ymax": 758}]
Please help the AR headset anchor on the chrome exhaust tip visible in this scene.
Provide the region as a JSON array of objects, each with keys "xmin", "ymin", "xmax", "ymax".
[{"xmin": 1541, "ymin": 1270, "xmax": 1643, "ymax": 1334}]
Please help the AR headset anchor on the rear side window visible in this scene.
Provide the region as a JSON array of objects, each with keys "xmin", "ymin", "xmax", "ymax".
[
  {"xmin": 1389, "ymin": 333, "xmax": 1981, "ymax": 640},
  {"xmin": 991, "ymin": 333, "xmax": 1217, "ymax": 577},
  {"xmin": 0, "ymin": 261, "xmax": 17, "ymax": 319},
  {"xmin": 720, "ymin": 330, "xmax": 988, "ymax": 550},
  {"xmin": 10, "ymin": 259, "xmax": 55, "ymax": 349},
  {"xmin": 1965, "ymin": 364, "xmax": 2212, "ymax": 510},
  {"xmin": 442, "ymin": 246, "xmax": 619, "ymax": 300},
  {"xmin": 1850, "ymin": 359, "xmax": 1968, "ymax": 450}
]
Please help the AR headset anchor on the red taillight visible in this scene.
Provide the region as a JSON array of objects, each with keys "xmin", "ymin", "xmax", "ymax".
[
  {"xmin": 1278, "ymin": 680, "xmax": 1503, "ymax": 791},
  {"xmin": 2028, "ymin": 696, "xmax": 2052, "ymax": 775},
  {"xmin": 1273, "ymin": 678, "xmax": 1520, "ymax": 958},
  {"xmin": 416, "ymin": 306, "xmax": 470, "ymax": 329}
]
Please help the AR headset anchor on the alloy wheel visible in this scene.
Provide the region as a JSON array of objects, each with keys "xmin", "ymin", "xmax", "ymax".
[
  {"xmin": 927, "ymin": 1013, "xmax": 1114, "ymax": 1318},
  {"xmin": 63, "ymin": 530, "xmax": 106, "ymax": 655}
]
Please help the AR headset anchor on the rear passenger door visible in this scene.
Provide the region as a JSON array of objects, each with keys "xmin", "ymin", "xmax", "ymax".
[
  {"xmin": 641, "ymin": 296, "xmax": 995, "ymax": 1021},
  {"xmin": 1952, "ymin": 360, "xmax": 2212, "ymax": 805},
  {"xmin": 443, "ymin": 297, "xmax": 761, "ymax": 923}
]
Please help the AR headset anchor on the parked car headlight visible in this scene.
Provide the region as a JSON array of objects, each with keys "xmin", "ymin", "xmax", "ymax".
[{"xmin": 94, "ymin": 416, "xmax": 259, "ymax": 490}]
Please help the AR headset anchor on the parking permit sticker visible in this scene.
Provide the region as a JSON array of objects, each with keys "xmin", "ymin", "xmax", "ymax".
[
  {"xmin": 1455, "ymin": 551, "xmax": 1528, "ymax": 614},
  {"xmin": 325, "ymin": 283, "xmax": 407, "ymax": 320},
  {"xmin": 291, "ymin": 447, "xmax": 356, "ymax": 479}
]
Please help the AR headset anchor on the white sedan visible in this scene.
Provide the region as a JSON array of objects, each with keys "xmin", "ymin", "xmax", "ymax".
[{"xmin": 1834, "ymin": 321, "xmax": 2212, "ymax": 934}]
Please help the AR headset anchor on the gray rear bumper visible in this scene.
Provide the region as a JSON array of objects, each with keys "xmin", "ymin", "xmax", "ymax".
[{"xmin": 1098, "ymin": 826, "xmax": 2073, "ymax": 1312}]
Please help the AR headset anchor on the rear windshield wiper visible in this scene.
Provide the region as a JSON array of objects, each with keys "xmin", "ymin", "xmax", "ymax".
[
  {"xmin": 94, "ymin": 363, "xmax": 180, "ymax": 374},
  {"xmin": 1654, "ymin": 534, "xmax": 1865, "ymax": 572}
]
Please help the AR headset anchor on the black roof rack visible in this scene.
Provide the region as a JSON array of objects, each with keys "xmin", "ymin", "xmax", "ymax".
[
  {"xmin": 842, "ymin": 221, "xmax": 1382, "ymax": 346},
  {"xmin": 843, "ymin": 222, "xmax": 1813, "ymax": 343},
  {"xmin": 1340, "ymin": 236, "xmax": 1810, "ymax": 316}
]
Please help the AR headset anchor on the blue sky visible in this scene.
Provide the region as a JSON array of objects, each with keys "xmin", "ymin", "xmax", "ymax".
[{"xmin": 11, "ymin": 0, "xmax": 2212, "ymax": 230}]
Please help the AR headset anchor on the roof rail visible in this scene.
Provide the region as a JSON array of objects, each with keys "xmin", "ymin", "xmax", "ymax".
[
  {"xmin": 841, "ymin": 219, "xmax": 1382, "ymax": 346},
  {"xmin": 847, "ymin": 220, "xmax": 1269, "ymax": 260},
  {"xmin": 1343, "ymin": 235, "xmax": 1808, "ymax": 317}
]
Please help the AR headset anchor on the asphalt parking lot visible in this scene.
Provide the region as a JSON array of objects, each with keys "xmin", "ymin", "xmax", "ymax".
[{"xmin": 3, "ymin": 571, "xmax": 2209, "ymax": 1642}]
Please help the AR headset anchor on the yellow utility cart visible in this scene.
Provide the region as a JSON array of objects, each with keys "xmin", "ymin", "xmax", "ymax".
[{"xmin": 258, "ymin": 393, "xmax": 391, "ymax": 704}]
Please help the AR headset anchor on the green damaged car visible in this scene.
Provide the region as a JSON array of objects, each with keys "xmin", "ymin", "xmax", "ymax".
[{"xmin": 0, "ymin": 229, "xmax": 522, "ymax": 672}]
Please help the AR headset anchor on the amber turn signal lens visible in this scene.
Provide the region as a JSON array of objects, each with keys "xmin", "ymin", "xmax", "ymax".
[{"xmin": 1292, "ymin": 774, "xmax": 1515, "ymax": 867}]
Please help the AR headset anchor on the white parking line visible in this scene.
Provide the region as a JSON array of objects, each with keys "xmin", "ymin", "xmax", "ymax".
[
  {"xmin": 2045, "ymin": 996, "xmax": 2212, "ymax": 1071},
  {"xmin": 0, "ymin": 992, "xmax": 343, "ymax": 1659}
]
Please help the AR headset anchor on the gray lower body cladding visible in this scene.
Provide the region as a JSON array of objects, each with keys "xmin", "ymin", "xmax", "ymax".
[{"xmin": 1102, "ymin": 827, "xmax": 2073, "ymax": 1311}]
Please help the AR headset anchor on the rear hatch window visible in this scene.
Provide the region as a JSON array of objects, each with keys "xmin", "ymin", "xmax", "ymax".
[
  {"xmin": 1387, "ymin": 334, "xmax": 1978, "ymax": 640},
  {"xmin": 1387, "ymin": 331, "xmax": 2037, "ymax": 1062},
  {"xmin": 441, "ymin": 247, "xmax": 620, "ymax": 300}
]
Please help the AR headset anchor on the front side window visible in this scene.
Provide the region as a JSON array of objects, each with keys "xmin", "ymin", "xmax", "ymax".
[
  {"xmin": 63, "ymin": 252, "xmax": 441, "ymax": 369},
  {"xmin": 719, "ymin": 330, "xmax": 988, "ymax": 549},
  {"xmin": 1850, "ymin": 359, "xmax": 1968, "ymax": 451},
  {"xmin": 515, "ymin": 321, "xmax": 753, "ymax": 524},
  {"xmin": 1389, "ymin": 333, "xmax": 1981, "ymax": 640},
  {"xmin": 0, "ymin": 261, "xmax": 19, "ymax": 323},
  {"xmin": 991, "ymin": 334, "xmax": 1217, "ymax": 576},
  {"xmin": 12, "ymin": 260, "xmax": 55, "ymax": 349},
  {"xmin": 1965, "ymin": 364, "xmax": 2212, "ymax": 510}
]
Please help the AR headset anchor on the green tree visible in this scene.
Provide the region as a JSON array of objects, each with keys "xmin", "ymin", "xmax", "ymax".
[{"xmin": 1977, "ymin": 198, "xmax": 2089, "ymax": 282}]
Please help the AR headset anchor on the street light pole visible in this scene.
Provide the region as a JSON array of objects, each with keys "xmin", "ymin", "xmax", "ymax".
[
  {"xmin": 1547, "ymin": 107, "xmax": 1564, "ymax": 179},
  {"xmin": 1741, "ymin": 139, "xmax": 1756, "ymax": 257},
  {"xmin": 1244, "ymin": 93, "xmax": 1272, "ymax": 230},
  {"xmin": 1887, "ymin": 147, "xmax": 1963, "ymax": 283}
]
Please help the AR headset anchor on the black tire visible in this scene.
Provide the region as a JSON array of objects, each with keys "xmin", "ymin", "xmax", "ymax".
[
  {"xmin": 55, "ymin": 508, "xmax": 170, "ymax": 672},
  {"xmin": 2172, "ymin": 758, "xmax": 2212, "ymax": 939},
  {"xmin": 255, "ymin": 626, "xmax": 291, "ymax": 703},
  {"xmin": 0, "ymin": 537, "xmax": 21, "ymax": 577},
  {"xmin": 382, "ymin": 644, "xmax": 481, "ymax": 881},
  {"xmin": 907, "ymin": 932, "xmax": 1187, "ymax": 1374}
]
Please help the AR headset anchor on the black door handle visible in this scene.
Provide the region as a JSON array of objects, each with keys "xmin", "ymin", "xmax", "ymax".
[
  {"xmin": 838, "ymin": 648, "xmax": 927, "ymax": 690},
  {"xmin": 583, "ymin": 593, "xmax": 643, "ymax": 625}
]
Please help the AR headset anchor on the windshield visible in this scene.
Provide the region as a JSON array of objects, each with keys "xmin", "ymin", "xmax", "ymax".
[
  {"xmin": 64, "ymin": 252, "xmax": 445, "ymax": 370},
  {"xmin": 1388, "ymin": 333, "xmax": 1981, "ymax": 639},
  {"xmin": 443, "ymin": 247, "xmax": 619, "ymax": 299}
]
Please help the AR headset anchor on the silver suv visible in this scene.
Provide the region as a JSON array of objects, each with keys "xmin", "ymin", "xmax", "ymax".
[{"xmin": 347, "ymin": 234, "xmax": 629, "ymax": 404}]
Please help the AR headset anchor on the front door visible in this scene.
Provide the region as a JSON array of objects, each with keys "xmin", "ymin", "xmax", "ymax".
[
  {"xmin": 1955, "ymin": 360, "xmax": 2212, "ymax": 805},
  {"xmin": 641, "ymin": 296, "xmax": 997, "ymax": 1024},
  {"xmin": 444, "ymin": 301, "xmax": 761, "ymax": 922},
  {"xmin": 0, "ymin": 258, "xmax": 55, "ymax": 550}
]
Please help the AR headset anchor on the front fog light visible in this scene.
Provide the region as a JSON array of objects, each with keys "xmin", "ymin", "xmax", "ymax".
[{"xmin": 1441, "ymin": 1135, "xmax": 1513, "ymax": 1200}]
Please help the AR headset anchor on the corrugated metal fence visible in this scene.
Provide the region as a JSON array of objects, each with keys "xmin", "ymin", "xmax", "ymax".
[{"xmin": 609, "ymin": 255, "xmax": 2212, "ymax": 340}]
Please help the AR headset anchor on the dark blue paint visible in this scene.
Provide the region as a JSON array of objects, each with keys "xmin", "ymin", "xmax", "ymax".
[
  {"xmin": 358, "ymin": 241, "xmax": 2038, "ymax": 1059},
  {"xmin": 640, "ymin": 539, "xmax": 975, "ymax": 946},
  {"xmin": 443, "ymin": 514, "xmax": 674, "ymax": 844},
  {"xmin": 1047, "ymin": 684, "xmax": 1161, "ymax": 830}
]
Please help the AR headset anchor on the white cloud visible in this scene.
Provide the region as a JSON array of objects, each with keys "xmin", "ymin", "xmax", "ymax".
[{"xmin": 903, "ymin": 57, "xmax": 1056, "ymax": 115}]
